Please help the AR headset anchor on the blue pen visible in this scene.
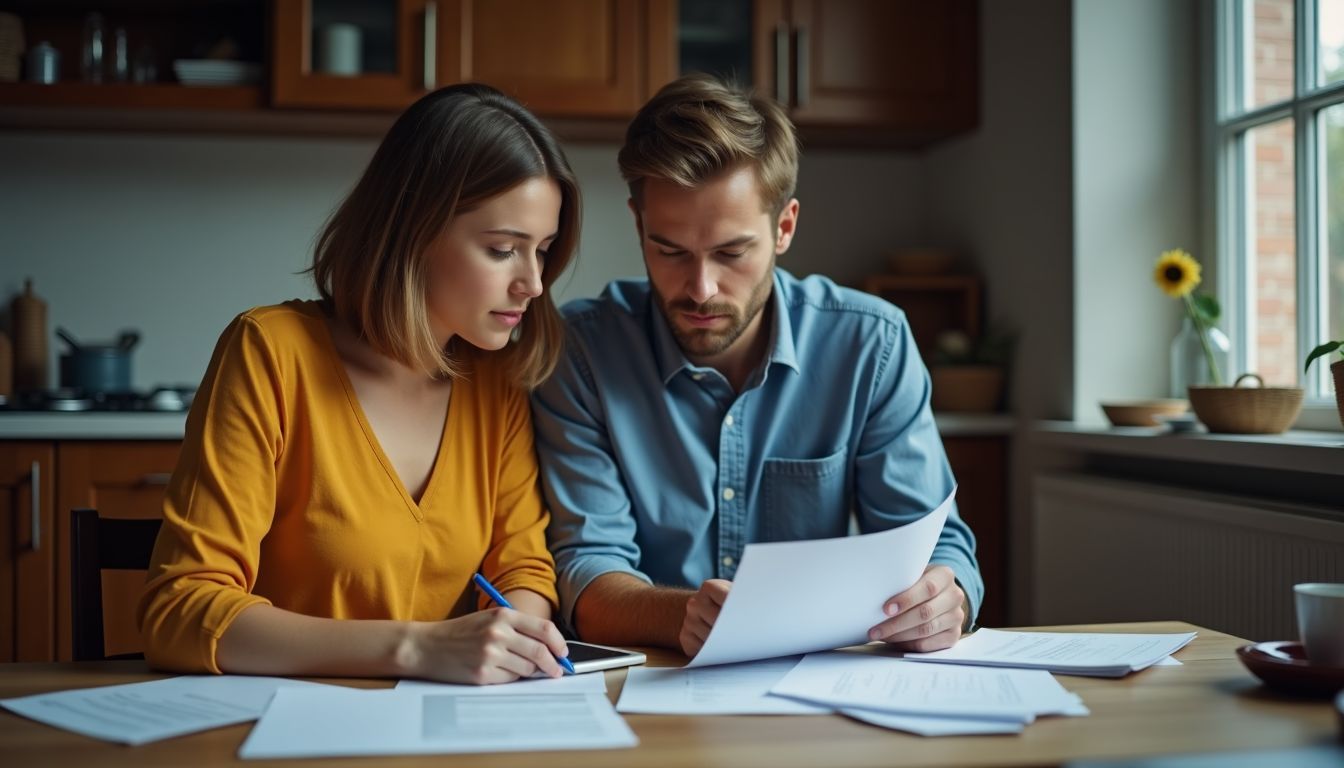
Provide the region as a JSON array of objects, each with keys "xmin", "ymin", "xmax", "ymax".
[{"xmin": 472, "ymin": 572, "xmax": 575, "ymax": 675}]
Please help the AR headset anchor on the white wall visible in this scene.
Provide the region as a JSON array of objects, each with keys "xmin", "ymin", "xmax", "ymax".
[
  {"xmin": 1072, "ymin": 0, "xmax": 1200, "ymax": 420},
  {"xmin": 0, "ymin": 128, "xmax": 924, "ymax": 392},
  {"xmin": 923, "ymin": 0, "xmax": 1076, "ymax": 422}
]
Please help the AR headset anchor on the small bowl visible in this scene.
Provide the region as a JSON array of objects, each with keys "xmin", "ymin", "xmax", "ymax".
[
  {"xmin": 1188, "ymin": 373, "xmax": 1303, "ymax": 434},
  {"xmin": 1100, "ymin": 399, "xmax": 1189, "ymax": 427}
]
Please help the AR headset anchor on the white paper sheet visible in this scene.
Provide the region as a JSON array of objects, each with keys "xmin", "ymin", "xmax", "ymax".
[
  {"xmin": 839, "ymin": 692, "xmax": 1090, "ymax": 736},
  {"xmin": 688, "ymin": 488, "xmax": 954, "ymax": 668},
  {"xmin": 617, "ymin": 657, "xmax": 831, "ymax": 715},
  {"xmin": 395, "ymin": 672, "xmax": 607, "ymax": 695},
  {"xmin": 901, "ymin": 628, "xmax": 1197, "ymax": 677},
  {"xmin": 840, "ymin": 708, "xmax": 1025, "ymax": 736},
  {"xmin": 238, "ymin": 688, "xmax": 637, "ymax": 759},
  {"xmin": 769, "ymin": 652, "xmax": 1080, "ymax": 723},
  {"xmin": 0, "ymin": 675, "xmax": 331, "ymax": 745}
]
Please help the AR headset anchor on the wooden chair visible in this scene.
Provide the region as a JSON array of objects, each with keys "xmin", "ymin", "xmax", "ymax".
[{"xmin": 70, "ymin": 508, "xmax": 162, "ymax": 661}]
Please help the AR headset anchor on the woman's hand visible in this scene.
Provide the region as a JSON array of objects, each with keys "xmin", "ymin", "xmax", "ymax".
[{"xmin": 402, "ymin": 607, "xmax": 569, "ymax": 684}]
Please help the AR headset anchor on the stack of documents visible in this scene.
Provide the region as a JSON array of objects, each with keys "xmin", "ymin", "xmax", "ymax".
[
  {"xmin": 901, "ymin": 628, "xmax": 1197, "ymax": 677},
  {"xmin": 0, "ymin": 676, "xmax": 332, "ymax": 745}
]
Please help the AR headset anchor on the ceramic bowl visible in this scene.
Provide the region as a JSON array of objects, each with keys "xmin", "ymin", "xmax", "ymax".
[{"xmin": 1100, "ymin": 399, "xmax": 1190, "ymax": 427}]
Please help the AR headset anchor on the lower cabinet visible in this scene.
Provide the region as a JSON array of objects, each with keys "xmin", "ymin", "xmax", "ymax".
[
  {"xmin": 943, "ymin": 435, "xmax": 1009, "ymax": 628},
  {"xmin": 0, "ymin": 440, "xmax": 180, "ymax": 662}
]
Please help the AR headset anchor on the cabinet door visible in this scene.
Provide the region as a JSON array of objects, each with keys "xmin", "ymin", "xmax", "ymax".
[
  {"xmin": 440, "ymin": 0, "xmax": 644, "ymax": 117},
  {"xmin": 786, "ymin": 0, "xmax": 977, "ymax": 134},
  {"xmin": 942, "ymin": 436, "xmax": 1006, "ymax": 628},
  {"xmin": 0, "ymin": 443, "xmax": 55, "ymax": 662},
  {"xmin": 55, "ymin": 442, "xmax": 181, "ymax": 660},
  {"xmin": 273, "ymin": 0, "xmax": 434, "ymax": 109}
]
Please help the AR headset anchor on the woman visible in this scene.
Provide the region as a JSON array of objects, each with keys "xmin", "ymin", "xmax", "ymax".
[{"xmin": 138, "ymin": 83, "xmax": 580, "ymax": 684}]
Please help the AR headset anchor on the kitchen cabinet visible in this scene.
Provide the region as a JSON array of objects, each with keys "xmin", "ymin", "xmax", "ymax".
[
  {"xmin": 0, "ymin": 439, "xmax": 178, "ymax": 662},
  {"xmin": 0, "ymin": 443, "xmax": 54, "ymax": 662},
  {"xmin": 943, "ymin": 435, "xmax": 1007, "ymax": 628},
  {"xmin": 272, "ymin": 0, "xmax": 648, "ymax": 116},
  {"xmin": 670, "ymin": 0, "xmax": 979, "ymax": 143}
]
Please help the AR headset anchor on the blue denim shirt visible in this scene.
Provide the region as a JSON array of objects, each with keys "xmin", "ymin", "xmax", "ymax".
[{"xmin": 532, "ymin": 269, "xmax": 982, "ymax": 631}]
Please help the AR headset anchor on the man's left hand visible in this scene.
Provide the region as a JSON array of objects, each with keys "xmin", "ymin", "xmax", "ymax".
[{"xmin": 867, "ymin": 564, "xmax": 966, "ymax": 652}]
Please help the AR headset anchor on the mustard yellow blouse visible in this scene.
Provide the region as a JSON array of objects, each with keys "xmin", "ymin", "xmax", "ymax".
[{"xmin": 138, "ymin": 301, "xmax": 558, "ymax": 673}]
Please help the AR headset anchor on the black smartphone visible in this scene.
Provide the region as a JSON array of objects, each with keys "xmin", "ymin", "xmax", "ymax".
[{"xmin": 564, "ymin": 641, "xmax": 647, "ymax": 674}]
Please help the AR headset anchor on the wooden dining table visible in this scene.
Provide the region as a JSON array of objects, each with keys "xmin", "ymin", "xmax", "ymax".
[{"xmin": 1, "ymin": 621, "xmax": 1339, "ymax": 767}]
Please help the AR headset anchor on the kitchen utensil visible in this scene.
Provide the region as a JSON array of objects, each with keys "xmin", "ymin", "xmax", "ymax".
[
  {"xmin": 10, "ymin": 278, "xmax": 49, "ymax": 392},
  {"xmin": 56, "ymin": 326, "xmax": 139, "ymax": 394},
  {"xmin": 1100, "ymin": 399, "xmax": 1189, "ymax": 427}
]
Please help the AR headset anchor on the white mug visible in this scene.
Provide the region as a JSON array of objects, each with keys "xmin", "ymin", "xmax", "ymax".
[
  {"xmin": 1294, "ymin": 583, "xmax": 1344, "ymax": 666},
  {"xmin": 318, "ymin": 23, "xmax": 362, "ymax": 76}
]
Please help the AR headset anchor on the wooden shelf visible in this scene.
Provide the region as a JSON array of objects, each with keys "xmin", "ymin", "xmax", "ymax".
[{"xmin": 0, "ymin": 82, "xmax": 264, "ymax": 110}]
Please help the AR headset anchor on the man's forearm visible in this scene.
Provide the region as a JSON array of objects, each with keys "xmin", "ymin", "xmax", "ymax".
[{"xmin": 572, "ymin": 572, "xmax": 692, "ymax": 650}]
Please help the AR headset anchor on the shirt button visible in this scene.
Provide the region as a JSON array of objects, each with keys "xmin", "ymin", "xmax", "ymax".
[
  {"xmin": 722, "ymin": 555, "xmax": 735, "ymax": 567},
  {"xmin": 724, "ymin": 415, "xmax": 735, "ymax": 427},
  {"xmin": 722, "ymin": 488, "xmax": 735, "ymax": 501},
  {"xmin": 691, "ymin": 373, "xmax": 705, "ymax": 381}
]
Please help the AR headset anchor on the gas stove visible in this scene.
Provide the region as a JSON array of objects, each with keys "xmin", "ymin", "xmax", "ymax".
[{"xmin": 0, "ymin": 386, "xmax": 195, "ymax": 413}]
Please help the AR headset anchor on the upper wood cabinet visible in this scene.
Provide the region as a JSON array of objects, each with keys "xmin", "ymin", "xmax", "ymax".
[
  {"xmin": 272, "ymin": 0, "xmax": 649, "ymax": 116},
  {"xmin": 671, "ymin": 0, "xmax": 979, "ymax": 142}
]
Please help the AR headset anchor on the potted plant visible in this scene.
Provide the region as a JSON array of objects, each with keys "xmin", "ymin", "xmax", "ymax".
[
  {"xmin": 1304, "ymin": 340, "xmax": 1344, "ymax": 429},
  {"xmin": 929, "ymin": 329, "xmax": 1014, "ymax": 413}
]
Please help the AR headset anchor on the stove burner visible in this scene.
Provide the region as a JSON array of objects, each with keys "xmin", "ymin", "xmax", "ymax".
[{"xmin": 1, "ymin": 387, "xmax": 195, "ymax": 413}]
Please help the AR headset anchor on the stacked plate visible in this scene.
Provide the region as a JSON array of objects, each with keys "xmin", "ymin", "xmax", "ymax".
[
  {"xmin": 172, "ymin": 59, "xmax": 261, "ymax": 86},
  {"xmin": 0, "ymin": 13, "xmax": 23, "ymax": 82}
]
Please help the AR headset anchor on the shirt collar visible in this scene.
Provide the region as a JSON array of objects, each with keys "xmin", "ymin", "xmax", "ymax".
[{"xmin": 648, "ymin": 269, "xmax": 801, "ymax": 387}]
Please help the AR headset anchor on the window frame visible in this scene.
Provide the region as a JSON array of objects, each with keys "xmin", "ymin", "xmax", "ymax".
[{"xmin": 1212, "ymin": 0, "xmax": 1344, "ymax": 426}]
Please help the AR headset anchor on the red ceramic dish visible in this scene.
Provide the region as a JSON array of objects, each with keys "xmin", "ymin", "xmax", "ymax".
[{"xmin": 1237, "ymin": 641, "xmax": 1344, "ymax": 697}]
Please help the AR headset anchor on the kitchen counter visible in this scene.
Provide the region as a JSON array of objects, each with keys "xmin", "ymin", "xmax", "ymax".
[
  {"xmin": 0, "ymin": 412, "xmax": 1018, "ymax": 441},
  {"xmin": 0, "ymin": 412, "xmax": 188, "ymax": 440}
]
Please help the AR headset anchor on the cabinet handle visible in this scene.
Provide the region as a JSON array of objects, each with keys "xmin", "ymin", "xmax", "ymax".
[
  {"xmin": 29, "ymin": 460, "xmax": 40, "ymax": 551},
  {"xmin": 423, "ymin": 1, "xmax": 437, "ymax": 90},
  {"xmin": 140, "ymin": 473, "xmax": 173, "ymax": 487},
  {"xmin": 774, "ymin": 22, "xmax": 790, "ymax": 105},
  {"xmin": 795, "ymin": 25, "xmax": 809, "ymax": 108}
]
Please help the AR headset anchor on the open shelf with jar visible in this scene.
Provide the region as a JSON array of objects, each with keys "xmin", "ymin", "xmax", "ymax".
[{"xmin": 0, "ymin": 0, "xmax": 267, "ymax": 111}]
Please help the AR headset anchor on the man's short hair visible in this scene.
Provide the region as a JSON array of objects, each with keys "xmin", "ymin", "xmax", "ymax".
[{"xmin": 618, "ymin": 73, "xmax": 799, "ymax": 216}]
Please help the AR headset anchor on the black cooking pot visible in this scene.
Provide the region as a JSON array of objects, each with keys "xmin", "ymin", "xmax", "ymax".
[{"xmin": 57, "ymin": 327, "xmax": 139, "ymax": 394}]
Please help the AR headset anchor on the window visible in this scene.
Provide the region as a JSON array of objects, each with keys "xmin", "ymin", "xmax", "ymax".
[{"xmin": 1214, "ymin": 0, "xmax": 1344, "ymax": 405}]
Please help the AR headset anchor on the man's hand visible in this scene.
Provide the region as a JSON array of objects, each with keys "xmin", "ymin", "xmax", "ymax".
[
  {"xmin": 867, "ymin": 564, "xmax": 966, "ymax": 652},
  {"xmin": 678, "ymin": 579, "xmax": 731, "ymax": 657}
]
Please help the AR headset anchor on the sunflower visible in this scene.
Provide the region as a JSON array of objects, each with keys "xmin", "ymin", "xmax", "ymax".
[{"xmin": 1154, "ymin": 249, "xmax": 1201, "ymax": 298}]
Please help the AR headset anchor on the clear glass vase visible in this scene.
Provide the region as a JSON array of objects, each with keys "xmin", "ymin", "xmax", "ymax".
[{"xmin": 1170, "ymin": 317, "xmax": 1230, "ymax": 397}]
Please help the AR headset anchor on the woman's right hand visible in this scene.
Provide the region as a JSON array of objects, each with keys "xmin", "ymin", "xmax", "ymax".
[{"xmin": 401, "ymin": 607, "xmax": 569, "ymax": 684}]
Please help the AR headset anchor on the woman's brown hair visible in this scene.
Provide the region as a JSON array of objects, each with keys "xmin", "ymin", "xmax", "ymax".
[{"xmin": 311, "ymin": 83, "xmax": 580, "ymax": 388}]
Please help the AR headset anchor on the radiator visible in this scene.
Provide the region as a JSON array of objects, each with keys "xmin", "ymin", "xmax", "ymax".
[{"xmin": 1031, "ymin": 472, "xmax": 1344, "ymax": 641}]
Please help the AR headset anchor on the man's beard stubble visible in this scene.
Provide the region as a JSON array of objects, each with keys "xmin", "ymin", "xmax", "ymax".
[{"xmin": 654, "ymin": 269, "xmax": 774, "ymax": 359}]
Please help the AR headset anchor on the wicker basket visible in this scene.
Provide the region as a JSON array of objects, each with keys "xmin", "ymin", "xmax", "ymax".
[{"xmin": 1188, "ymin": 373, "xmax": 1303, "ymax": 434}]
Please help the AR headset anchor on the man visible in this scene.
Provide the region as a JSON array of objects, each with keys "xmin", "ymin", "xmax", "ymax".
[{"xmin": 532, "ymin": 74, "xmax": 982, "ymax": 657}]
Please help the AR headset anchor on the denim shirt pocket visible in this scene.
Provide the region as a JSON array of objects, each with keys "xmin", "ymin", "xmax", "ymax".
[{"xmin": 760, "ymin": 448, "xmax": 850, "ymax": 542}]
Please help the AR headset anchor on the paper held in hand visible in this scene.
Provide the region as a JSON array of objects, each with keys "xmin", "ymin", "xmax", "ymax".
[
  {"xmin": 900, "ymin": 627, "xmax": 1198, "ymax": 677},
  {"xmin": 687, "ymin": 487, "xmax": 954, "ymax": 668}
]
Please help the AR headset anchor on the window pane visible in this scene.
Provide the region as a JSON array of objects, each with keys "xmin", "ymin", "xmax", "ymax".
[
  {"xmin": 1247, "ymin": 0, "xmax": 1295, "ymax": 110},
  {"xmin": 1245, "ymin": 118, "xmax": 1298, "ymax": 386},
  {"xmin": 1325, "ymin": 104, "xmax": 1344, "ymax": 392},
  {"xmin": 1322, "ymin": 0, "xmax": 1344, "ymax": 87}
]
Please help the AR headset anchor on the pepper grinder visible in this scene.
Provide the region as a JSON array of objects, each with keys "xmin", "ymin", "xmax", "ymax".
[
  {"xmin": 0, "ymin": 330, "xmax": 12, "ymax": 399},
  {"xmin": 10, "ymin": 278, "xmax": 49, "ymax": 392}
]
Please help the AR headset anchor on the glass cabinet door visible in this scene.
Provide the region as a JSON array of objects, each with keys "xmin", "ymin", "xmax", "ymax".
[{"xmin": 272, "ymin": 0, "xmax": 433, "ymax": 109}]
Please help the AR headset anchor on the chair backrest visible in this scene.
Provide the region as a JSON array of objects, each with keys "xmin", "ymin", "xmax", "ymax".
[{"xmin": 70, "ymin": 508, "xmax": 162, "ymax": 662}]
